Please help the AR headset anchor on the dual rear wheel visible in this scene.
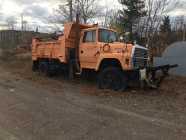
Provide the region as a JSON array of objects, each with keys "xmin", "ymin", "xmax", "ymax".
[{"xmin": 36, "ymin": 60, "xmax": 56, "ymax": 77}]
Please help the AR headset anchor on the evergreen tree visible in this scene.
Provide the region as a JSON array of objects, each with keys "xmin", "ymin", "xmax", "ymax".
[
  {"xmin": 160, "ymin": 16, "xmax": 172, "ymax": 46},
  {"xmin": 160, "ymin": 16, "xmax": 171, "ymax": 33},
  {"xmin": 118, "ymin": 0, "xmax": 146, "ymax": 41}
]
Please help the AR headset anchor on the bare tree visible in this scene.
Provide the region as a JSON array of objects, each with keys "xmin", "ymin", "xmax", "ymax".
[
  {"xmin": 55, "ymin": 0, "xmax": 74, "ymax": 22},
  {"xmin": 22, "ymin": 20, "xmax": 28, "ymax": 31},
  {"xmin": 69, "ymin": 0, "xmax": 73, "ymax": 22},
  {"xmin": 6, "ymin": 16, "xmax": 17, "ymax": 30},
  {"xmin": 175, "ymin": 16, "xmax": 185, "ymax": 31},
  {"xmin": 139, "ymin": 0, "xmax": 179, "ymax": 61},
  {"xmin": 144, "ymin": 0, "xmax": 179, "ymax": 48},
  {"xmin": 172, "ymin": 16, "xmax": 186, "ymax": 41},
  {"xmin": 51, "ymin": 0, "xmax": 100, "ymax": 25},
  {"xmin": 77, "ymin": 0, "xmax": 99, "ymax": 24},
  {"xmin": 101, "ymin": 9, "xmax": 118, "ymax": 28}
]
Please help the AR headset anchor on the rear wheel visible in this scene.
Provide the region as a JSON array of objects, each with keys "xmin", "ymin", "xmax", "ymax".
[
  {"xmin": 39, "ymin": 60, "xmax": 59, "ymax": 77},
  {"xmin": 38, "ymin": 60, "xmax": 49, "ymax": 76},
  {"xmin": 32, "ymin": 61, "xmax": 39, "ymax": 72},
  {"xmin": 98, "ymin": 67, "xmax": 128, "ymax": 91}
]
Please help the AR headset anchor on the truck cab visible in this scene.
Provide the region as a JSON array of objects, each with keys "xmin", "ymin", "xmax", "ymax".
[
  {"xmin": 77, "ymin": 26, "xmax": 149, "ymax": 90},
  {"xmin": 79, "ymin": 27, "xmax": 148, "ymax": 71}
]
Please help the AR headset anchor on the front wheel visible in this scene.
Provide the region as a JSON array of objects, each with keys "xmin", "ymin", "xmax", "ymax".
[{"xmin": 98, "ymin": 67, "xmax": 128, "ymax": 91}]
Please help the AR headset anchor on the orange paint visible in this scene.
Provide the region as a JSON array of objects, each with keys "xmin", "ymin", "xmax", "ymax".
[{"xmin": 32, "ymin": 22, "xmax": 141, "ymax": 71}]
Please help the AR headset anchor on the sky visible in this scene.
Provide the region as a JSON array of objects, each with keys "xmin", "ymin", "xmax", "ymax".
[{"xmin": 0, "ymin": 0, "xmax": 185, "ymax": 32}]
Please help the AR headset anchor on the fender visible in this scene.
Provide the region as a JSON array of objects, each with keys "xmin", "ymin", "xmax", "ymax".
[{"xmin": 95, "ymin": 53, "xmax": 132, "ymax": 71}]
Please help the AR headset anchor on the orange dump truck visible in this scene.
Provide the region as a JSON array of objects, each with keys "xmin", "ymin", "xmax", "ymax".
[{"xmin": 32, "ymin": 22, "xmax": 177, "ymax": 91}]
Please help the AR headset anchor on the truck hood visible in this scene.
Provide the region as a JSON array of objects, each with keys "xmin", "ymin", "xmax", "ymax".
[
  {"xmin": 107, "ymin": 42, "xmax": 133, "ymax": 53},
  {"xmin": 101, "ymin": 42, "xmax": 147, "ymax": 54},
  {"xmin": 110, "ymin": 42, "xmax": 147, "ymax": 49}
]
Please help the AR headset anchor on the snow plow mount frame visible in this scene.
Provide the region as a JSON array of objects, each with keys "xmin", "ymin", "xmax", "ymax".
[{"xmin": 140, "ymin": 64, "xmax": 179, "ymax": 89}]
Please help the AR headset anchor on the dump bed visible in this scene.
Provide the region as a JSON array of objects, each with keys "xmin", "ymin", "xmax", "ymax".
[
  {"xmin": 32, "ymin": 36, "xmax": 66, "ymax": 62},
  {"xmin": 32, "ymin": 22, "xmax": 97, "ymax": 64},
  {"xmin": 32, "ymin": 23, "xmax": 77, "ymax": 63}
]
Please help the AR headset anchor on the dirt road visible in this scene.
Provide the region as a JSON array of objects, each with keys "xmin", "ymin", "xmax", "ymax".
[{"xmin": 0, "ymin": 53, "xmax": 186, "ymax": 140}]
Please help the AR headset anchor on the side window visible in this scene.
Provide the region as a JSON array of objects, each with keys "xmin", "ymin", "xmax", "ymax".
[
  {"xmin": 83, "ymin": 30, "xmax": 96, "ymax": 43},
  {"xmin": 92, "ymin": 31, "xmax": 96, "ymax": 42}
]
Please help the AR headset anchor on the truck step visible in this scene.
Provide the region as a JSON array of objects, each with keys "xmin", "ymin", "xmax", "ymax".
[{"xmin": 75, "ymin": 72, "xmax": 81, "ymax": 75}]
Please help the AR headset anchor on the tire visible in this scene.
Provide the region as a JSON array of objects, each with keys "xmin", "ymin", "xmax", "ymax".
[
  {"xmin": 98, "ymin": 67, "xmax": 128, "ymax": 91},
  {"xmin": 32, "ymin": 61, "xmax": 39, "ymax": 72},
  {"xmin": 46, "ymin": 64, "xmax": 56, "ymax": 77},
  {"xmin": 38, "ymin": 61, "xmax": 49, "ymax": 76}
]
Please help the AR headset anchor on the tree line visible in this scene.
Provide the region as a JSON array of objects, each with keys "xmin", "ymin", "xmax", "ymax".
[
  {"xmin": 52, "ymin": 0, "xmax": 185, "ymax": 56},
  {"xmin": 2, "ymin": 0, "xmax": 186, "ymax": 56}
]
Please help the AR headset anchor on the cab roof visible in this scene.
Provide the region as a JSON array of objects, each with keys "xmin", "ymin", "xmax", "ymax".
[{"xmin": 81, "ymin": 26, "xmax": 117, "ymax": 33}]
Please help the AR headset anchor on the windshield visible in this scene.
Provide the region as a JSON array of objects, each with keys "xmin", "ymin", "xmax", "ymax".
[{"xmin": 99, "ymin": 29, "xmax": 118, "ymax": 43}]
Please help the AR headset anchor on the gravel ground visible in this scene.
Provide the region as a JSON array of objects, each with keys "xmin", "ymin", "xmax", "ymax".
[{"xmin": 0, "ymin": 52, "xmax": 185, "ymax": 140}]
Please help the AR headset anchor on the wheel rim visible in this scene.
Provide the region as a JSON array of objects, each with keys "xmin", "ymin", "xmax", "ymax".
[{"xmin": 102, "ymin": 71, "xmax": 122, "ymax": 90}]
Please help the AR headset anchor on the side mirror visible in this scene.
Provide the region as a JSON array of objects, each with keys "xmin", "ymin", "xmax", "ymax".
[
  {"xmin": 119, "ymin": 32, "xmax": 131, "ymax": 43},
  {"xmin": 119, "ymin": 36, "xmax": 124, "ymax": 42}
]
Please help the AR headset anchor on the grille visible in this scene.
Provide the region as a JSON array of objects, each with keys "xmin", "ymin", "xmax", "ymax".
[{"xmin": 133, "ymin": 48, "xmax": 148, "ymax": 68}]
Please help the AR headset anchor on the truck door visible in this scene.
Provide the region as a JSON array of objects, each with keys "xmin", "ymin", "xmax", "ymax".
[{"xmin": 80, "ymin": 30, "xmax": 98, "ymax": 69}]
